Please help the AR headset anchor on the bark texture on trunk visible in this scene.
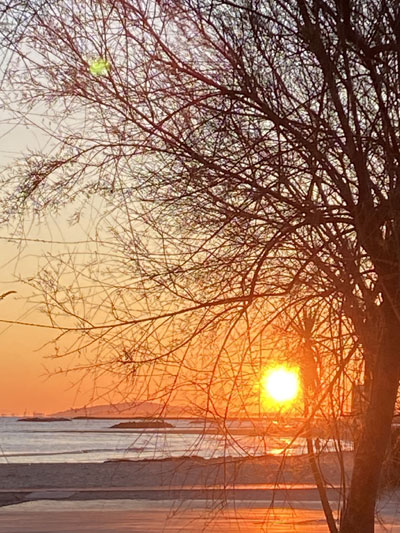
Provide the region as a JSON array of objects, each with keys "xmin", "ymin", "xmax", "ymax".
[{"xmin": 340, "ymin": 324, "xmax": 400, "ymax": 533}]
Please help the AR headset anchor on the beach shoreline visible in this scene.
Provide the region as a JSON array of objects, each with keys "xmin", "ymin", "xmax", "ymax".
[
  {"xmin": 3, "ymin": 454, "xmax": 400, "ymax": 532},
  {"xmin": 0, "ymin": 500, "xmax": 345, "ymax": 533},
  {"xmin": 0, "ymin": 453, "xmax": 352, "ymax": 507},
  {"xmin": 0, "ymin": 453, "xmax": 353, "ymax": 488},
  {"xmin": 1, "ymin": 495, "xmax": 400, "ymax": 532}
]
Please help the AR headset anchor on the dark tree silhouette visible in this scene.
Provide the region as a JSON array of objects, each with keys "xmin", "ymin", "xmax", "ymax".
[{"xmin": 1, "ymin": 1, "xmax": 400, "ymax": 531}]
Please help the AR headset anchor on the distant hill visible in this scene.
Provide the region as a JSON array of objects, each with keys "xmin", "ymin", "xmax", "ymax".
[{"xmin": 52, "ymin": 401, "xmax": 191, "ymax": 419}]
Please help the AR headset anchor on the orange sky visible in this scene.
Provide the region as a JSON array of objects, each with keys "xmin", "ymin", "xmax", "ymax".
[
  {"xmin": 0, "ymin": 100, "xmax": 267, "ymax": 417},
  {"xmin": 0, "ymin": 116, "xmax": 118, "ymax": 414},
  {"xmin": 0, "ymin": 112, "xmax": 303, "ymax": 417},
  {"xmin": 0, "ymin": 247, "xmax": 102, "ymax": 415}
]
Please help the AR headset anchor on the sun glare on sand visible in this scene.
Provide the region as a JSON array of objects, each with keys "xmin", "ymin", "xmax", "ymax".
[{"xmin": 262, "ymin": 366, "xmax": 300, "ymax": 404}]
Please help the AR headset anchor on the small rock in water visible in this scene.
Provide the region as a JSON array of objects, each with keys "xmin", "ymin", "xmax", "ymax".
[{"xmin": 111, "ymin": 420, "xmax": 173, "ymax": 429}]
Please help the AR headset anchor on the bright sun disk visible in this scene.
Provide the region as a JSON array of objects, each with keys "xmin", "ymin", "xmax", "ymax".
[{"xmin": 263, "ymin": 366, "xmax": 300, "ymax": 403}]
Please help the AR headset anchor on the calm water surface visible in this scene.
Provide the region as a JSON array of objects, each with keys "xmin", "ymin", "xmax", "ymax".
[{"xmin": 0, "ymin": 417, "xmax": 352, "ymax": 463}]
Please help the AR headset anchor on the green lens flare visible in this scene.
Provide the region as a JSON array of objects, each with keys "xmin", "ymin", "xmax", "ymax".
[{"xmin": 89, "ymin": 58, "xmax": 111, "ymax": 76}]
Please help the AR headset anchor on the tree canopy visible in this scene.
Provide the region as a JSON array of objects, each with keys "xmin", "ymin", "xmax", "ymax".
[{"xmin": 1, "ymin": 1, "xmax": 400, "ymax": 531}]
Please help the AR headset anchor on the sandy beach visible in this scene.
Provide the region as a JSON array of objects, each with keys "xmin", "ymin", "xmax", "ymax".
[
  {"xmin": 0, "ymin": 500, "xmax": 340, "ymax": 532},
  {"xmin": 1, "ymin": 454, "xmax": 400, "ymax": 531},
  {"xmin": 0, "ymin": 453, "xmax": 352, "ymax": 497},
  {"xmin": 1, "ymin": 497, "xmax": 400, "ymax": 532},
  {"xmin": 0, "ymin": 455, "xmax": 348, "ymax": 520}
]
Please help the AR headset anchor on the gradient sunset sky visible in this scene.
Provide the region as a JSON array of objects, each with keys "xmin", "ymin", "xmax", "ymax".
[{"xmin": 0, "ymin": 116, "xmax": 109, "ymax": 415}]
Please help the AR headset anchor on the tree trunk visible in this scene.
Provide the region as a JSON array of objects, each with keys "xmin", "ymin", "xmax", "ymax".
[
  {"xmin": 306, "ymin": 436, "xmax": 338, "ymax": 533},
  {"xmin": 340, "ymin": 330, "xmax": 400, "ymax": 533},
  {"xmin": 302, "ymin": 335, "xmax": 337, "ymax": 532}
]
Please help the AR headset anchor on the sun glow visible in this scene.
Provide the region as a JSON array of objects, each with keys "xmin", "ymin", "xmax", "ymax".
[{"xmin": 262, "ymin": 366, "xmax": 300, "ymax": 404}]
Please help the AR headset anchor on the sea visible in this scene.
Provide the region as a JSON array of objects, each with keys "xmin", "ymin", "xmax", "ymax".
[{"xmin": 0, "ymin": 417, "xmax": 353, "ymax": 464}]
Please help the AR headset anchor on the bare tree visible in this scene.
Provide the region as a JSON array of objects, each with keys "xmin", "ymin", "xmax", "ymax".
[{"xmin": 1, "ymin": 0, "xmax": 400, "ymax": 531}]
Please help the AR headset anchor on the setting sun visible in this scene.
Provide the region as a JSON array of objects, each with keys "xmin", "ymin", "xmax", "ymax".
[{"xmin": 262, "ymin": 366, "xmax": 300, "ymax": 404}]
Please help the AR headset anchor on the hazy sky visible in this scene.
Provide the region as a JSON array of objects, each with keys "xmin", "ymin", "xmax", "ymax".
[{"xmin": 0, "ymin": 111, "xmax": 112, "ymax": 414}]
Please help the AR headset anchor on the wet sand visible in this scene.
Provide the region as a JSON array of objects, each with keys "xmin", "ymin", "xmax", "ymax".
[
  {"xmin": 1, "ymin": 455, "xmax": 399, "ymax": 532},
  {"xmin": 0, "ymin": 499, "xmax": 400, "ymax": 533},
  {"xmin": 0, "ymin": 501, "xmax": 333, "ymax": 532}
]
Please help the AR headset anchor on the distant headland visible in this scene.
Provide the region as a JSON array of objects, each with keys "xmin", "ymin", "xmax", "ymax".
[
  {"xmin": 51, "ymin": 401, "xmax": 190, "ymax": 419},
  {"xmin": 17, "ymin": 417, "xmax": 71, "ymax": 422}
]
